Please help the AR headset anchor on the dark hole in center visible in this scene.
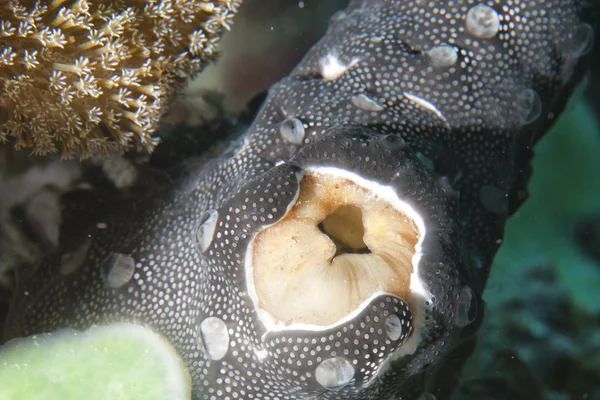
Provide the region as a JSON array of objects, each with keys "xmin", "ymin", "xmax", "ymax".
[{"xmin": 317, "ymin": 205, "xmax": 371, "ymax": 257}]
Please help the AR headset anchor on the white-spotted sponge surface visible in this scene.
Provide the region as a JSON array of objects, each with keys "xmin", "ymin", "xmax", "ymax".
[{"xmin": 0, "ymin": 323, "xmax": 191, "ymax": 400}]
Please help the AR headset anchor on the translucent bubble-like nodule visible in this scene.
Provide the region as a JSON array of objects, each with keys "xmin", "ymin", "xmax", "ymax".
[
  {"xmin": 479, "ymin": 184, "xmax": 508, "ymax": 214},
  {"xmin": 572, "ymin": 23, "xmax": 594, "ymax": 57},
  {"xmin": 351, "ymin": 93, "xmax": 384, "ymax": 112},
  {"xmin": 198, "ymin": 317, "xmax": 230, "ymax": 361},
  {"xmin": 456, "ymin": 286, "xmax": 478, "ymax": 328},
  {"xmin": 315, "ymin": 357, "xmax": 355, "ymax": 390},
  {"xmin": 466, "ymin": 3, "xmax": 500, "ymax": 39},
  {"xmin": 418, "ymin": 392, "xmax": 437, "ymax": 400},
  {"xmin": 195, "ymin": 210, "xmax": 219, "ymax": 253},
  {"xmin": 279, "ymin": 118, "xmax": 306, "ymax": 144},
  {"xmin": 385, "ymin": 314, "xmax": 403, "ymax": 341},
  {"xmin": 427, "ymin": 45, "xmax": 458, "ymax": 68},
  {"xmin": 101, "ymin": 253, "xmax": 136, "ymax": 289},
  {"xmin": 517, "ymin": 88, "xmax": 542, "ymax": 125}
]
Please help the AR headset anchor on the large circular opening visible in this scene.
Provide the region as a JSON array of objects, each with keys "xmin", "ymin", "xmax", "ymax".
[{"xmin": 250, "ymin": 171, "xmax": 420, "ymax": 326}]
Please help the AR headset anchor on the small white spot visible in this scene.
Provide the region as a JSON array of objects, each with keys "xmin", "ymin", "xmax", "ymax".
[
  {"xmin": 198, "ymin": 317, "xmax": 229, "ymax": 361},
  {"xmin": 319, "ymin": 53, "xmax": 360, "ymax": 80},
  {"xmin": 351, "ymin": 93, "xmax": 384, "ymax": 112},
  {"xmin": 385, "ymin": 315, "xmax": 403, "ymax": 341},
  {"xmin": 466, "ymin": 4, "xmax": 500, "ymax": 39},
  {"xmin": 102, "ymin": 253, "xmax": 135, "ymax": 289},
  {"xmin": 403, "ymin": 92, "xmax": 450, "ymax": 129},
  {"xmin": 196, "ymin": 210, "xmax": 218, "ymax": 253},
  {"xmin": 279, "ymin": 118, "xmax": 305, "ymax": 144},
  {"xmin": 315, "ymin": 357, "xmax": 354, "ymax": 389},
  {"xmin": 427, "ymin": 45, "xmax": 458, "ymax": 68},
  {"xmin": 517, "ymin": 88, "xmax": 541, "ymax": 125}
]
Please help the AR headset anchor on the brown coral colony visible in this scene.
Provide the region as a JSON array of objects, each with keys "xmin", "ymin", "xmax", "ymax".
[{"xmin": 0, "ymin": 0, "xmax": 239, "ymax": 157}]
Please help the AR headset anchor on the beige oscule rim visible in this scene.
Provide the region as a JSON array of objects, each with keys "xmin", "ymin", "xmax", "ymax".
[{"xmin": 245, "ymin": 166, "xmax": 428, "ymax": 333}]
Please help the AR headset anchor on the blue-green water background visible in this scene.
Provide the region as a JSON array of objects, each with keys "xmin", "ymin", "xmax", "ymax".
[{"xmin": 456, "ymin": 94, "xmax": 600, "ymax": 400}]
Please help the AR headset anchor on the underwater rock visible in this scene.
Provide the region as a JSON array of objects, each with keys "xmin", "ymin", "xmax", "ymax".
[{"xmin": 2, "ymin": 0, "xmax": 592, "ymax": 399}]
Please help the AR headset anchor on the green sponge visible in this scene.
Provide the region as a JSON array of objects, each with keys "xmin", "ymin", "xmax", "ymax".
[{"xmin": 0, "ymin": 323, "xmax": 192, "ymax": 400}]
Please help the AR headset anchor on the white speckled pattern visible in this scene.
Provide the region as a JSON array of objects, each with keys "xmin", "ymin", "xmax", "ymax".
[{"xmin": 4, "ymin": 1, "xmax": 591, "ymax": 399}]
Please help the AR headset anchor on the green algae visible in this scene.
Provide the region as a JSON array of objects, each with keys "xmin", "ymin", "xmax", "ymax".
[{"xmin": 0, "ymin": 323, "xmax": 191, "ymax": 400}]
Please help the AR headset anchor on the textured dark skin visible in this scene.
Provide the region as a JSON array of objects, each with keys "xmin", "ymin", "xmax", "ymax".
[{"xmin": 3, "ymin": 1, "xmax": 592, "ymax": 399}]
